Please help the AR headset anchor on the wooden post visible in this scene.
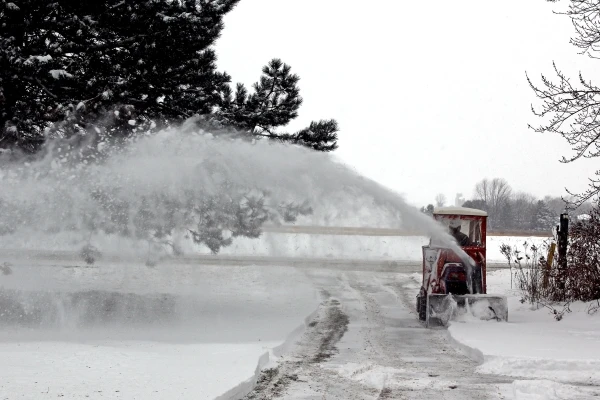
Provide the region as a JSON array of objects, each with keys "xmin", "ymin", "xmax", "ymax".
[{"xmin": 543, "ymin": 242, "xmax": 556, "ymax": 290}]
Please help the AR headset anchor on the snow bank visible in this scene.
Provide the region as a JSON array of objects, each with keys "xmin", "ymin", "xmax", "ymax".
[
  {"xmin": 511, "ymin": 379, "xmax": 599, "ymax": 400},
  {"xmin": 486, "ymin": 235, "xmax": 550, "ymax": 262},
  {"xmin": 0, "ymin": 230, "xmax": 429, "ymax": 261},
  {"xmin": 448, "ymin": 269, "xmax": 600, "ymax": 391},
  {"xmin": 0, "ymin": 230, "xmax": 549, "ymax": 263},
  {"xmin": 216, "ymin": 306, "xmax": 321, "ymax": 400}
]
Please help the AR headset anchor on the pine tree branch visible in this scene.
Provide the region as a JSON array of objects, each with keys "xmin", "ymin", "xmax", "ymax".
[
  {"xmin": 61, "ymin": 35, "xmax": 150, "ymax": 53},
  {"xmin": 22, "ymin": 77, "xmax": 58, "ymax": 99}
]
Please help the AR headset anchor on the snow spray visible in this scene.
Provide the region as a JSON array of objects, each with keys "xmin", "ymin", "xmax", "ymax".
[
  {"xmin": 0, "ymin": 118, "xmax": 462, "ymax": 257},
  {"xmin": 0, "ymin": 118, "xmax": 477, "ymax": 330}
]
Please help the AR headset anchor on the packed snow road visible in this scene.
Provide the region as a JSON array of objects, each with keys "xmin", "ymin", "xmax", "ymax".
[{"xmin": 244, "ymin": 269, "xmax": 513, "ymax": 399}]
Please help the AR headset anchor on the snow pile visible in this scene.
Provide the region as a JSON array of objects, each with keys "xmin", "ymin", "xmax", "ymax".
[
  {"xmin": 324, "ymin": 362, "xmax": 458, "ymax": 393},
  {"xmin": 464, "ymin": 298, "xmax": 502, "ymax": 320},
  {"xmin": 327, "ymin": 362, "xmax": 400, "ymax": 390},
  {"xmin": 448, "ymin": 269, "xmax": 600, "ymax": 390},
  {"xmin": 452, "ymin": 296, "xmax": 507, "ymax": 322}
]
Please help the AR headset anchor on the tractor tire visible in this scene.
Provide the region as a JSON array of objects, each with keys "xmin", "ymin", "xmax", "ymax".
[{"xmin": 416, "ymin": 295, "xmax": 427, "ymax": 321}]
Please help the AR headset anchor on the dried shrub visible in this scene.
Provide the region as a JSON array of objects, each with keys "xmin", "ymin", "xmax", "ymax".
[
  {"xmin": 501, "ymin": 241, "xmax": 571, "ymax": 320},
  {"xmin": 0, "ymin": 262, "xmax": 12, "ymax": 275},
  {"xmin": 565, "ymin": 207, "xmax": 600, "ymax": 302},
  {"xmin": 501, "ymin": 205, "xmax": 600, "ymax": 320},
  {"xmin": 79, "ymin": 244, "xmax": 101, "ymax": 265},
  {"xmin": 500, "ymin": 242, "xmax": 550, "ymax": 305}
]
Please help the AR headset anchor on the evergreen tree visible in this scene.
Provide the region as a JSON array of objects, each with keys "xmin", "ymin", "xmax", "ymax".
[
  {"xmin": 510, "ymin": 193, "xmax": 536, "ymax": 231},
  {"xmin": 0, "ymin": 1, "xmax": 338, "ymax": 153},
  {"xmin": 530, "ymin": 200, "xmax": 556, "ymax": 232},
  {"xmin": 0, "ymin": 0, "xmax": 337, "ymax": 261},
  {"xmin": 462, "ymin": 199, "xmax": 488, "ymax": 212},
  {"xmin": 216, "ymin": 59, "xmax": 338, "ymax": 151}
]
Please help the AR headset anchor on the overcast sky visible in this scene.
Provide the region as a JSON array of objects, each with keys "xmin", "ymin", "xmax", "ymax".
[{"xmin": 215, "ymin": 0, "xmax": 599, "ymax": 208}]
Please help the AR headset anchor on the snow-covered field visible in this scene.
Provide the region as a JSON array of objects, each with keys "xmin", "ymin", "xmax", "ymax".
[
  {"xmin": 486, "ymin": 236, "xmax": 551, "ymax": 262},
  {"xmin": 448, "ymin": 269, "xmax": 600, "ymax": 399},
  {"xmin": 0, "ymin": 262, "xmax": 320, "ymax": 399}
]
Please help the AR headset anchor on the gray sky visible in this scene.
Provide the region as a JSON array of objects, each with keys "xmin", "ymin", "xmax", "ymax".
[{"xmin": 215, "ymin": 0, "xmax": 599, "ymax": 207}]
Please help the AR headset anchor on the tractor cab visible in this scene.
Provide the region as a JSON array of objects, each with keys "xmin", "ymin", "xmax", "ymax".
[
  {"xmin": 427, "ymin": 207, "xmax": 487, "ymax": 296},
  {"xmin": 433, "ymin": 208, "xmax": 486, "ymax": 249},
  {"xmin": 417, "ymin": 207, "xmax": 507, "ymax": 325}
]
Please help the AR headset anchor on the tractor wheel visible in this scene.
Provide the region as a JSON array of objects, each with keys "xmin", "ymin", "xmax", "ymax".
[{"xmin": 416, "ymin": 295, "xmax": 427, "ymax": 321}]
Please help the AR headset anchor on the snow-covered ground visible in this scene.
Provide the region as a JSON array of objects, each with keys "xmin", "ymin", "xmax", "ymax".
[
  {"xmin": 447, "ymin": 269, "xmax": 600, "ymax": 399},
  {"xmin": 0, "ymin": 261, "xmax": 320, "ymax": 399},
  {"xmin": 0, "ymin": 341, "xmax": 280, "ymax": 399},
  {"xmin": 4, "ymin": 234, "xmax": 588, "ymax": 400}
]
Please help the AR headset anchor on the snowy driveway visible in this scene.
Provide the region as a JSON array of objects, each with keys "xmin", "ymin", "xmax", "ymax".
[{"xmin": 243, "ymin": 269, "xmax": 513, "ymax": 399}]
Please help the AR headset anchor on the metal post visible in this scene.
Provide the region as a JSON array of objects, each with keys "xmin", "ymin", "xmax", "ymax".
[{"xmin": 556, "ymin": 213, "xmax": 569, "ymax": 300}]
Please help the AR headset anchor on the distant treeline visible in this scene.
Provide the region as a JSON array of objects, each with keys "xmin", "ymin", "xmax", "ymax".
[{"xmin": 421, "ymin": 178, "xmax": 593, "ymax": 231}]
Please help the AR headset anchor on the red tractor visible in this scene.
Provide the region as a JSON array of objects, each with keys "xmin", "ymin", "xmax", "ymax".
[{"xmin": 416, "ymin": 207, "xmax": 507, "ymax": 326}]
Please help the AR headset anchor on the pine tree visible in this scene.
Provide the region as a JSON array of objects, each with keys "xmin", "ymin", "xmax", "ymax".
[
  {"xmin": 530, "ymin": 200, "xmax": 556, "ymax": 232},
  {"xmin": 462, "ymin": 199, "xmax": 488, "ymax": 212},
  {"xmin": 0, "ymin": 1, "xmax": 338, "ymax": 153},
  {"xmin": 216, "ymin": 58, "xmax": 338, "ymax": 151},
  {"xmin": 0, "ymin": 0, "xmax": 335, "ymax": 261}
]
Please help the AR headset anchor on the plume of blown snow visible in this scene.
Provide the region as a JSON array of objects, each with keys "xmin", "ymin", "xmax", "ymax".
[{"xmin": 0, "ymin": 118, "xmax": 455, "ymax": 257}]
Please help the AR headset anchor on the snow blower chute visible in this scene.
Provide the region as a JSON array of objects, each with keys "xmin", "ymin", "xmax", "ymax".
[{"xmin": 416, "ymin": 207, "xmax": 508, "ymax": 327}]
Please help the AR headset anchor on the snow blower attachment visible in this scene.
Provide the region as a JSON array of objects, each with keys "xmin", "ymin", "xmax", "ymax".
[{"xmin": 416, "ymin": 207, "xmax": 508, "ymax": 327}]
